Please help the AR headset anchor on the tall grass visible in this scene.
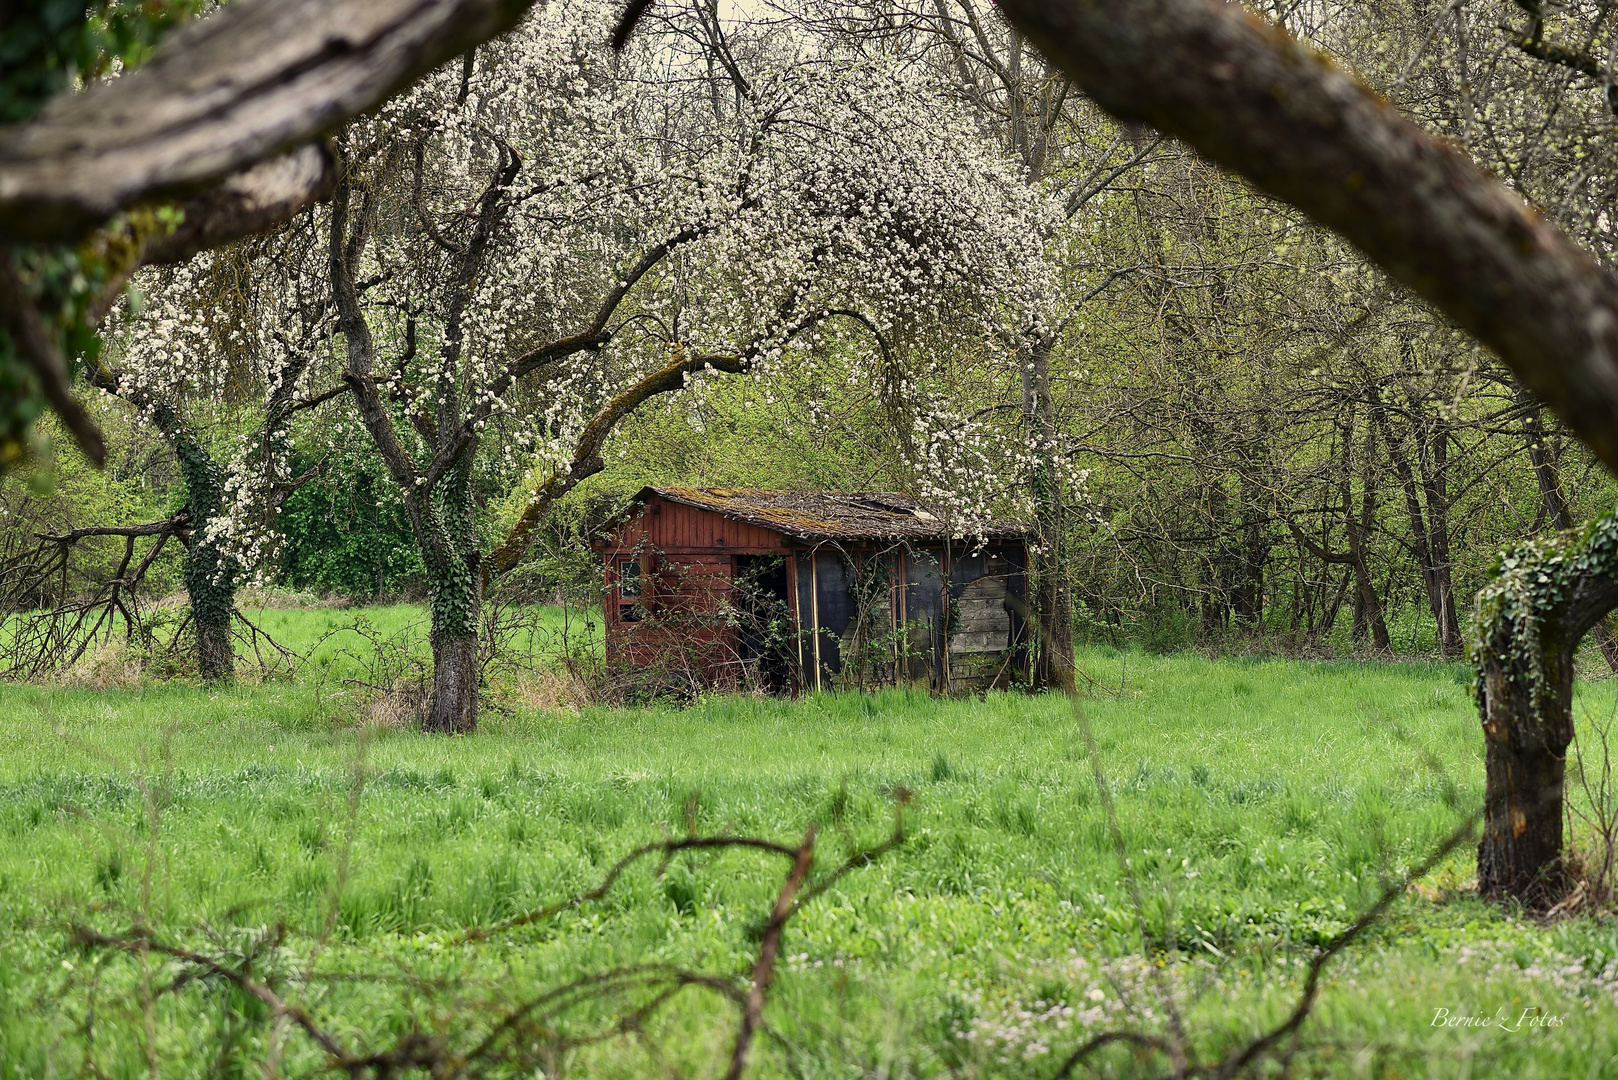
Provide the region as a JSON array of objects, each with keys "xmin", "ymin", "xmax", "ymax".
[{"xmin": 0, "ymin": 616, "xmax": 1614, "ymax": 1077}]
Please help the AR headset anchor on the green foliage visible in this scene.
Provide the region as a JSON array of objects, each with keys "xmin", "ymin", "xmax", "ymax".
[
  {"xmin": 0, "ymin": 1, "xmax": 200, "ymax": 124},
  {"xmin": 406, "ymin": 460, "xmax": 481, "ymax": 641},
  {"xmin": 582, "ymin": 344, "xmax": 919, "ymax": 507},
  {"xmin": 0, "ymin": 242, "xmax": 118, "ymax": 468},
  {"xmin": 0, "ymin": 339, "xmax": 46, "ymax": 471},
  {"xmin": 279, "ymin": 456, "xmax": 423, "ymax": 600},
  {"xmin": 2, "ymin": 633, "xmax": 1614, "ymax": 1075},
  {"xmin": 170, "ymin": 421, "xmax": 236, "ymax": 626},
  {"xmin": 0, "ymin": 415, "xmax": 179, "ymax": 594},
  {"xmin": 1469, "ymin": 507, "xmax": 1618, "ymax": 715}
]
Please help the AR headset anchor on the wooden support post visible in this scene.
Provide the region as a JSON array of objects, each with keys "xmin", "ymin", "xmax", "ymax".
[
  {"xmin": 810, "ymin": 548, "xmax": 822, "ymax": 693},
  {"xmin": 898, "ymin": 547, "xmax": 909, "ymax": 683},
  {"xmin": 893, "ymin": 550, "xmax": 906, "ymax": 683},
  {"xmin": 792, "ymin": 553, "xmax": 805, "ymax": 696},
  {"xmin": 939, "ymin": 540, "xmax": 951, "ymax": 692}
]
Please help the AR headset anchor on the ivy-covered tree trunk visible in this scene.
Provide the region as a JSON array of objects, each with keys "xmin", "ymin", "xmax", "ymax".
[
  {"xmin": 166, "ymin": 411, "xmax": 237, "ymax": 685},
  {"xmin": 424, "ymin": 460, "xmax": 481, "ymax": 734},
  {"xmin": 427, "ymin": 615, "xmax": 480, "ymax": 733},
  {"xmin": 1348, "ymin": 413, "xmax": 1391, "ymax": 650},
  {"xmin": 184, "ymin": 532, "xmax": 237, "ymax": 684},
  {"xmin": 1471, "ymin": 511, "xmax": 1618, "ymax": 905}
]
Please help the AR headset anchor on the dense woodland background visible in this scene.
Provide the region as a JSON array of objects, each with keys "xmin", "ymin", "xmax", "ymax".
[{"xmin": 6, "ymin": 0, "xmax": 1618, "ymax": 666}]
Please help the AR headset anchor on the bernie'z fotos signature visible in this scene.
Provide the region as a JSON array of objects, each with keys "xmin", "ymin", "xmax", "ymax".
[{"xmin": 1431, "ymin": 1007, "xmax": 1568, "ymax": 1032}]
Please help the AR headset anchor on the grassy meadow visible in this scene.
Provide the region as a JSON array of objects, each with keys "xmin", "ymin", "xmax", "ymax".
[{"xmin": 2, "ymin": 608, "xmax": 1617, "ymax": 1078}]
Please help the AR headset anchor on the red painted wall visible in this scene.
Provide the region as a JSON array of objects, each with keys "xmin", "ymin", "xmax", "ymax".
[
  {"xmin": 601, "ymin": 494, "xmax": 795, "ymax": 683},
  {"xmin": 606, "ymin": 494, "xmax": 793, "ymax": 555}
]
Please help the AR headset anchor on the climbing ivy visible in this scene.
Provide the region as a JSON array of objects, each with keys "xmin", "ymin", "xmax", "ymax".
[
  {"xmin": 169, "ymin": 419, "xmax": 236, "ymax": 631},
  {"xmin": 1468, "ymin": 507, "xmax": 1618, "ymax": 718},
  {"xmin": 423, "ymin": 461, "xmax": 481, "ymax": 643},
  {"xmin": 279, "ymin": 456, "xmax": 422, "ymax": 599}
]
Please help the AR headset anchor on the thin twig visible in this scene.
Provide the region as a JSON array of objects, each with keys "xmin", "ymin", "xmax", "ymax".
[{"xmin": 452, "ymin": 834, "xmax": 802, "ymax": 945}]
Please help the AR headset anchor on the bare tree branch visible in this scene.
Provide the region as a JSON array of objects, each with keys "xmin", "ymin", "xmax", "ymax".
[
  {"xmin": 39, "ymin": 513, "xmax": 191, "ymax": 545},
  {"xmin": 725, "ymin": 826, "xmax": 816, "ymax": 1080}
]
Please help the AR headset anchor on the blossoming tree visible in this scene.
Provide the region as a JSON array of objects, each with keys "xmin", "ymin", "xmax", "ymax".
[
  {"xmin": 99, "ymin": 224, "xmax": 338, "ymax": 682},
  {"xmin": 300, "ymin": 0, "xmax": 1050, "ymax": 730}
]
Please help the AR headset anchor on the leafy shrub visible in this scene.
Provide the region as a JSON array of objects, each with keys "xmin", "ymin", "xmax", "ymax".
[{"xmin": 278, "ymin": 455, "xmax": 422, "ymax": 601}]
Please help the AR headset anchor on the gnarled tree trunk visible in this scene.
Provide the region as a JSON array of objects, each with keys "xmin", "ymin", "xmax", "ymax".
[
  {"xmin": 182, "ymin": 525, "xmax": 238, "ymax": 685},
  {"xmin": 195, "ymin": 609, "xmax": 236, "ymax": 683},
  {"xmin": 1471, "ymin": 511, "xmax": 1618, "ymax": 905},
  {"xmin": 428, "ymin": 632, "xmax": 480, "ymax": 733},
  {"xmin": 1516, "ymin": 386, "xmax": 1618, "ymax": 675}
]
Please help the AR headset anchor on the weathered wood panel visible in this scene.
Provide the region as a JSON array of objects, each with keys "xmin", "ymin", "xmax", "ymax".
[
  {"xmin": 610, "ymin": 496, "xmax": 791, "ymax": 555},
  {"xmin": 949, "ymin": 574, "xmax": 1010, "ymax": 654},
  {"xmin": 615, "ymin": 555, "xmax": 741, "ymax": 680}
]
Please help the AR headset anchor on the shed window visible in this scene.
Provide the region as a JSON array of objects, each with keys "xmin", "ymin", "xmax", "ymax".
[{"xmin": 618, "ymin": 559, "xmax": 643, "ymax": 622}]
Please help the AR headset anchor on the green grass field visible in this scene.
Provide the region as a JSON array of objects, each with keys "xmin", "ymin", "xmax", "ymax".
[{"xmin": 2, "ymin": 609, "xmax": 1617, "ymax": 1078}]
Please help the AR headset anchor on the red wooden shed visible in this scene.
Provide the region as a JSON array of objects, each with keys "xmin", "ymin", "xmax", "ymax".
[{"xmin": 593, "ymin": 486, "xmax": 1030, "ymax": 694}]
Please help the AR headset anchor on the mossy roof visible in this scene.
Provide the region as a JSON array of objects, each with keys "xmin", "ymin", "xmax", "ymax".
[{"xmin": 619, "ymin": 486, "xmax": 1029, "ymax": 542}]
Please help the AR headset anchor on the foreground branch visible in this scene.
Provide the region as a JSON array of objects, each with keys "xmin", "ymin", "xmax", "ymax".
[
  {"xmin": 73, "ymin": 806, "xmax": 907, "ymax": 1079},
  {"xmin": 1057, "ymin": 691, "xmax": 1479, "ymax": 1080},
  {"xmin": 0, "ymin": 0, "xmax": 538, "ymax": 242}
]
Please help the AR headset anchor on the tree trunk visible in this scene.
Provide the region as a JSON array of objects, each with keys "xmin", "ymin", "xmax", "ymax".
[
  {"xmin": 1475, "ymin": 615, "xmax": 1574, "ymax": 907},
  {"xmin": 427, "ymin": 631, "xmax": 479, "ymax": 734},
  {"xmin": 172, "ymin": 425, "xmax": 237, "ymax": 685},
  {"xmin": 1234, "ymin": 472, "xmax": 1267, "ymax": 629},
  {"xmin": 1419, "ymin": 417, "xmax": 1461, "ymax": 655},
  {"xmin": 424, "ymin": 550, "xmax": 482, "ymax": 732},
  {"xmin": 1357, "ymin": 416, "xmax": 1390, "ymax": 650},
  {"xmin": 1023, "ymin": 338, "xmax": 1075, "ymax": 692},
  {"xmin": 196, "ymin": 611, "xmax": 235, "ymax": 684},
  {"xmin": 185, "ymin": 544, "xmax": 237, "ymax": 684},
  {"xmin": 1472, "ymin": 510, "xmax": 1618, "ymax": 906},
  {"xmin": 1593, "ymin": 620, "xmax": 1618, "ymax": 672},
  {"xmin": 1200, "ymin": 478, "xmax": 1233, "ymax": 637},
  {"xmin": 1371, "ymin": 386, "xmax": 1458, "ymax": 657},
  {"xmin": 1522, "ymin": 393, "xmax": 1572, "ymax": 532},
  {"xmin": 424, "ymin": 461, "xmax": 483, "ymax": 734},
  {"xmin": 1341, "ymin": 412, "xmax": 1391, "ymax": 651}
]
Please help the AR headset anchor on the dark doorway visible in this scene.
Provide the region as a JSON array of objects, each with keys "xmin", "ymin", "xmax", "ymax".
[{"xmin": 735, "ymin": 554, "xmax": 793, "ymax": 693}]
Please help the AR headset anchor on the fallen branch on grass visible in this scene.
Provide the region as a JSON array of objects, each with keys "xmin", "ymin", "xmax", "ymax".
[{"xmin": 0, "ymin": 511, "xmax": 191, "ymax": 678}]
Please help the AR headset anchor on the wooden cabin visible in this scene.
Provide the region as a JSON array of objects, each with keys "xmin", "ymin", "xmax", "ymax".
[{"xmin": 593, "ymin": 486, "xmax": 1030, "ymax": 694}]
